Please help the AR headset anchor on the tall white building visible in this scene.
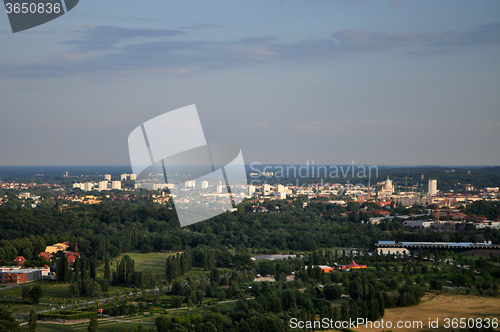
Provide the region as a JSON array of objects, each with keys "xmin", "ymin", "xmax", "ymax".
[
  {"xmin": 276, "ymin": 185, "xmax": 285, "ymax": 193},
  {"xmin": 98, "ymin": 181, "xmax": 109, "ymax": 191},
  {"xmin": 428, "ymin": 179, "xmax": 437, "ymax": 195},
  {"xmin": 104, "ymin": 174, "xmax": 111, "ymax": 181},
  {"xmin": 111, "ymin": 181, "xmax": 122, "ymax": 190},
  {"xmin": 248, "ymin": 185, "xmax": 255, "ymax": 196},
  {"xmin": 120, "ymin": 174, "xmax": 128, "ymax": 181},
  {"xmin": 185, "ymin": 180, "xmax": 195, "ymax": 188},
  {"xmin": 83, "ymin": 182, "xmax": 93, "ymax": 192},
  {"xmin": 216, "ymin": 184, "xmax": 223, "ymax": 193},
  {"xmin": 201, "ymin": 181, "xmax": 209, "ymax": 189},
  {"xmin": 263, "ymin": 184, "xmax": 271, "ymax": 194},
  {"xmin": 129, "ymin": 174, "xmax": 136, "ymax": 181}
]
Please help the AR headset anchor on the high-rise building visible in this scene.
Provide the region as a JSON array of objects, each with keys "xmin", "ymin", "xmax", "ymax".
[
  {"xmin": 104, "ymin": 174, "xmax": 111, "ymax": 181},
  {"xmin": 129, "ymin": 174, "xmax": 136, "ymax": 181},
  {"xmin": 216, "ymin": 184, "xmax": 223, "ymax": 193},
  {"xmin": 185, "ymin": 181, "xmax": 195, "ymax": 188},
  {"xmin": 98, "ymin": 181, "xmax": 109, "ymax": 191},
  {"xmin": 201, "ymin": 181, "xmax": 209, "ymax": 189},
  {"xmin": 276, "ymin": 185, "xmax": 285, "ymax": 193},
  {"xmin": 263, "ymin": 184, "xmax": 271, "ymax": 193},
  {"xmin": 111, "ymin": 181, "xmax": 122, "ymax": 190},
  {"xmin": 248, "ymin": 185, "xmax": 255, "ymax": 196},
  {"xmin": 83, "ymin": 182, "xmax": 93, "ymax": 192},
  {"xmin": 120, "ymin": 174, "xmax": 128, "ymax": 181},
  {"xmin": 428, "ymin": 179, "xmax": 437, "ymax": 195}
]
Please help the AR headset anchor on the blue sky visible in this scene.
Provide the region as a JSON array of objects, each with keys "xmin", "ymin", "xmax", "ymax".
[{"xmin": 1, "ymin": 0, "xmax": 499, "ymax": 166}]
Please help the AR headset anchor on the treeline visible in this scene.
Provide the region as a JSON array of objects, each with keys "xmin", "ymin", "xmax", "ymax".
[
  {"xmin": 111, "ymin": 255, "xmax": 162, "ymax": 289},
  {"xmin": 165, "ymin": 248, "xmax": 253, "ymax": 283}
]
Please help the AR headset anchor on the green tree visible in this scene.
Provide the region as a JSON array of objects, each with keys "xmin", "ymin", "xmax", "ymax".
[
  {"xmin": 21, "ymin": 286, "xmax": 31, "ymax": 300},
  {"xmin": 90, "ymin": 259, "xmax": 96, "ymax": 280},
  {"xmin": 0, "ymin": 308, "xmax": 23, "ymax": 332},
  {"xmin": 28, "ymin": 309, "xmax": 37, "ymax": 331},
  {"xmin": 87, "ymin": 316, "xmax": 98, "ymax": 332},
  {"xmin": 29, "ymin": 285, "xmax": 43, "ymax": 304},
  {"xmin": 104, "ymin": 255, "xmax": 111, "ymax": 282}
]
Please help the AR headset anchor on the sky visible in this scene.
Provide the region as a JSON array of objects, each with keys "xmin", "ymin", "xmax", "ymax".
[{"xmin": 0, "ymin": 0, "xmax": 499, "ymax": 166}]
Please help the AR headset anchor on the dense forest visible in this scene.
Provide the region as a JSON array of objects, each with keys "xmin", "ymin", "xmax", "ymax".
[{"xmin": 1, "ymin": 198, "xmax": 500, "ymax": 266}]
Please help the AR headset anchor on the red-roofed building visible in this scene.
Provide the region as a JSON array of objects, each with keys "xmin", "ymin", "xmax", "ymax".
[
  {"xmin": 375, "ymin": 201, "xmax": 392, "ymax": 208},
  {"xmin": 13, "ymin": 256, "xmax": 26, "ymax": 266},
  {"xmin": 65, "ymin": 252, "xmax": 80, "ymax": 267},
  {"xmin": 67, "ymin": 254, "xmax": 76, "ymax": 267},
  {"xmin": 38, "ymin": 252, "xmax": 52, "ymax": 261},
  {"xmin": 449, "ymin": 212, "xmax": 467, "ymax": 219}
]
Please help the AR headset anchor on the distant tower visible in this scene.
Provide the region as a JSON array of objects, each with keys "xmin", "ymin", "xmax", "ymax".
[
  {"xmin": 428, "ymin": 179, "xmax": 437, "ymax": 195},
  {"xmin": 367, "ymin": 177, "xmax": 371, "ymax": 198},
  {"xmin": 104, "ymin": 174, "xmax": 111, "ymax": 181}
]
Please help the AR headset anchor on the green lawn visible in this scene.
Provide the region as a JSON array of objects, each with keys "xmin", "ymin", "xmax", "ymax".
[
  {"xmin": 97, "ymin": 252, "xmax": 180, "ymax": 275},
  {"xmin": 36, "ymin": 323, "xmax": 77, "ymax": 332}
]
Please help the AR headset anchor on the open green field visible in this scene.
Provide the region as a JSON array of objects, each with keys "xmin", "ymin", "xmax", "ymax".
[{"xmin": 97, "ymin": 252, "xmax": 181, "ymax": 275}]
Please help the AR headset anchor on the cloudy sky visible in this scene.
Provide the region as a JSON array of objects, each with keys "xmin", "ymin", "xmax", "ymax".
[{"xmin": 1, "ymin": 0, "xmax": 499, "ymax": 166}]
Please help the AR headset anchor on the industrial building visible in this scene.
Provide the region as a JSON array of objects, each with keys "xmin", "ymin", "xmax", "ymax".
[{"xmin": 0, "ymin": 267, "xmax": 43, "ymax": 284}]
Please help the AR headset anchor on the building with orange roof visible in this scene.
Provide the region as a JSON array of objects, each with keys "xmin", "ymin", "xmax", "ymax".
[{"xmin": 13, "ymin": 256, "xmax": 26, "ymax": 266}]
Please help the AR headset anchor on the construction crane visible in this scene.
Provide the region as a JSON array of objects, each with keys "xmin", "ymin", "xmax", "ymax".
[{"xmin": 432, "ymin": 208, "xmax": 442, "ymax": 222}]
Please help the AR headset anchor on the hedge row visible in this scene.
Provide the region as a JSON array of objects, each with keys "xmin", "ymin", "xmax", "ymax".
[{"xmin": 38, "ymin": 310, "xmax": 97, "ymax": 320}]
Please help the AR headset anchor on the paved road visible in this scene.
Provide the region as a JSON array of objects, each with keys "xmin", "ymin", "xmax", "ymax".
[{"xmin": 0, "ymin": 281, "xmax": 40, "ymax": 292}]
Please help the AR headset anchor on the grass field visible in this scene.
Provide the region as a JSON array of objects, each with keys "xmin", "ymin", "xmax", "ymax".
[
  {"xmin": 345, "ymin": 293, "xmax": 500, "ymax": 332},
  {"xmin": 97, "ymin": 252, "xmax": 181, "ymax": 275}
]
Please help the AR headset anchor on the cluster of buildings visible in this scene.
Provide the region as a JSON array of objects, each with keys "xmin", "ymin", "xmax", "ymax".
[
  {"xmin": 246, "ymin": 177, "xmax": 498, "ymax": 205},
  {"xmin": 71, "ymin": 174, "xmax": 136, "ymax": 192},
  {"xmin": 0, "ymin": 182, "xmax": 57, "ymax": 190},
  {"xmin": 0, "ymin": 241, "xmax": 80, "ymax": 285},
  {"xmin": 403, "ymin": 216, "xmax": 500, "ymax": 230},
  {"xmin": 243, "ymin": 178, "xmax": 498, "ymax": 231},
  {"xmin": 0, "ymin": 242, "xmax": 80, "ymax": 285},
  {"xmin": 73, "ymin": 180, "xmax": 122, "ymax": 191}
]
